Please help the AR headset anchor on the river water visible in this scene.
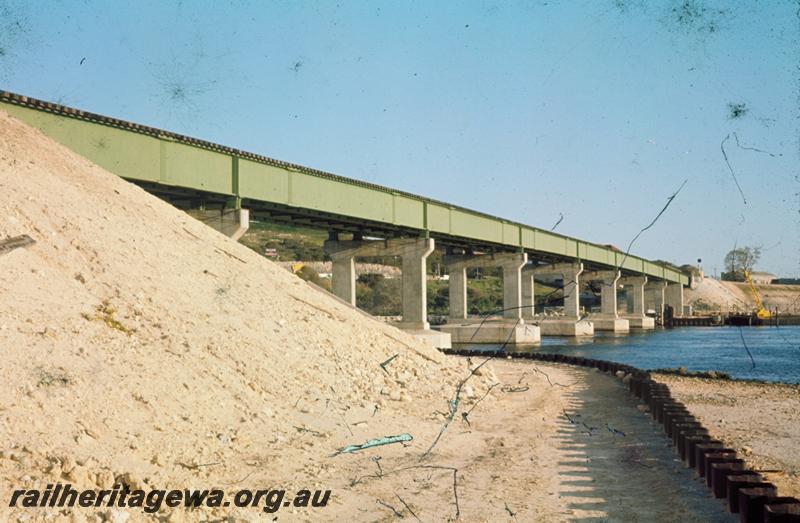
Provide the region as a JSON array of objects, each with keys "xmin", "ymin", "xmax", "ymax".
[{"xmin": 457, "ymin": 326, "xmax": 800, "ymax": 384}]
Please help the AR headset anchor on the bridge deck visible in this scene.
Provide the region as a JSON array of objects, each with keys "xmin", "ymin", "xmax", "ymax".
[{"xmin": 0, "ymin": 90, "xmax": 687, "ymax": 284}]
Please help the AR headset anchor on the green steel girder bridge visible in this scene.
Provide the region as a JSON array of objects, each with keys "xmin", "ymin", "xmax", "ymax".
[{"xmin": 0, "ymin": 90, "xmax": 687, "ymax": 287}]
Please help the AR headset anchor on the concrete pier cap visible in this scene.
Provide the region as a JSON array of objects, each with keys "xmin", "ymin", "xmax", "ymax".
[
  {"xmin": 440, "ymin": 251, "xmax": 540, "ymax": 344},
  {"xmin": 323, "ymin": 237, "xmax": 451, "ymax": 349}
]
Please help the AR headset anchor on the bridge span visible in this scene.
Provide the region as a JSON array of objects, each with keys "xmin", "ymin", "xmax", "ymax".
[{"xmin": 0, "ymin": 90, "xmax": 688, "ymax": 347}]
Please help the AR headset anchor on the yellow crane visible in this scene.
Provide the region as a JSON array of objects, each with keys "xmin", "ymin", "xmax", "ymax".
[{"xmin": 743, "ymin": 270, "xmax": 771, "ymax": 320}]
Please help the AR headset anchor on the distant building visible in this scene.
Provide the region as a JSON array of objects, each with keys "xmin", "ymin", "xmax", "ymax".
[{"xmin": 749, "ymin": 271, "xmax": 777, "ymax": 285}]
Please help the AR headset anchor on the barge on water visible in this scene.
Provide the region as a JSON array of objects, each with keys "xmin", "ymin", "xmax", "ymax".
[
  {"xmin": 663, "ymin": 313, "xmax": 800, "ymax": 327},
  {"xmin": 725, "ymin": 313, "xmax": 800, "ymax": 326}
]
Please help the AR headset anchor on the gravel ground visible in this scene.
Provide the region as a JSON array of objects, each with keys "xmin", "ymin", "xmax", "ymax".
[{"xmin": 653, "ymin": 373, "xmax": 800, "ymax": 499}]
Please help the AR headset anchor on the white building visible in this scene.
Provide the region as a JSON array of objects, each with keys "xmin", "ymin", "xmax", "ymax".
[{"xmin": 750, "ymin": 271, "xmax": 777, "ymax": 285}]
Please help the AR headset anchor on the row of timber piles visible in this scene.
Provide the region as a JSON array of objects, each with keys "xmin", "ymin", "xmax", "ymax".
[{"xmin": 444, "ymin": 348, "xmax": 800, "ymax": 523}]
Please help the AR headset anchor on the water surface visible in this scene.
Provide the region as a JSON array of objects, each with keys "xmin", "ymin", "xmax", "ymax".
[{"xmin": 457, "ymin": 326, "xmax": 800, "ymax": 383}]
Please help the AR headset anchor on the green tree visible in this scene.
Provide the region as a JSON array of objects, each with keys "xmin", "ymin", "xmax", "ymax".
[
  {"xmin": 356, "ymin": 273, "xmax": 402, "ymax": 315},
  {"xmin": 722, "ymin": 246, "xmax": 761, "ymax": 281}
]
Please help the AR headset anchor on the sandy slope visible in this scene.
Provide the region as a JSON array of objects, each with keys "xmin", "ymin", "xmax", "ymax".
[
  {"xmin": 686, "ymin": 278, "xmax": 751, "ymax": 312},
  {"xmin": 251, "ymin": 359, "xmax": 735, "ymax": 522},
  {"xmin": 686, "ymin": 278, "xmax": 800, "ymax": 314},
  {"xmin": 0, "ymin": 109, "xmax": 492, "ymax": 521}
]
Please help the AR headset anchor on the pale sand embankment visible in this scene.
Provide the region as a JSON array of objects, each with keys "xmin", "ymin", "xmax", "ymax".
[
  {"xmin": 328, "ymin": 359, "xmax": 734, "ymax": 522},
  {"xmin": 653, "ymin": 373, "xmax": 800, "ymax": 500},
  {"xmin": 686, "ymin": 277, "xmax": 800, "ymax": 315},
  {"xmin": 0, "ymin": 109, "xmax": 744, "ymax": 522}
]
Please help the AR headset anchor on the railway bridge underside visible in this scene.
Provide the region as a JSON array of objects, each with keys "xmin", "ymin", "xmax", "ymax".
[{"xmin": 0, "ymin": 91, "xmax": 689, "ymax": 348}]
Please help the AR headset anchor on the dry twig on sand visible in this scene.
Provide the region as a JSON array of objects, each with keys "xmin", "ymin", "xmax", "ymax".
[
  {"xmin": 213, "ymin": 247, "xmax": 247, "ymax": 263},
  {"xmin": 377, "ymin": 498, "xmax": 405, "ymax": 518},
  {"xmin": 505, "ymin": 501, "xmax": 517, "ymax": 520},
  {"xmin": 530, "ymin": 366, "xmax": 572, "ymax": 388},
  {"xmin": 380, "ymin": 353, "xmax": 399, "ymax": 373},
  {"xmin": 424, "ymin": 319, "xmax": 523, "ymax": 457},
  {"xmin": 395, "ymin": 493, "xmax": 422, "ymax": 522},
  {"xmin": 461, "ymin": 383, "xmax": 499, "ymax": 426},
  {"xmin": 0, "ymin": 234, "xmax": 35, "ymax": 256},
  {"xmin": 351, "ymin": 464, "xmax": 460, "ymax": 520},
  {"xmin": 420, "ymin": 356, "xmax": 494, "ymax": 460},
  {"xmin": 293, "ymin": 425, "xmax": 324, "ymax": 437}
]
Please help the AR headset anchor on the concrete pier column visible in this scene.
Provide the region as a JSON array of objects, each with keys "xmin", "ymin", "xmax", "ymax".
[
  {"xmin": 447, "ymin": 265, "xmax": 468, "ymax": 321},
  {"xmin": 187, "ymin": 208, "xmax": 250, "ymax": 240},
  {"xmin": 585, "ymin": 270, "xmax": 629, "ymax": 333},
  {"xmin": 439, "ymin": 252, "xmax": 538, "ymax": 344},
  {"xmin": 665, "ymin": 283, "xmax": 685, "ymax": 317},
  {"xmin": 521, "ymin": 271, "xmax": 535, "ymax": 319},
  {"xmin": 397, "ymin": 238, "xmax": 435, "ymax": 330},
  {"xmin": 645, "ymin": 281, "xmax": 668, "ymax": 318},
  {"xmin": 562, "ymin": 264, "xmax": 583, "ymax": 320},
  {"xmin": 323, "ymin": 237, "xmax": 449, "ymax": 347},
  {"xmin": 520, "ymin": 262, "xmax": 592, "ymax": 336},
  {"xmin": 621, "ymin": 276, "xmax": 654, "ymax": 329},
  {"xmin": 625, "ymin": 276, "xmax": 647, "ymax": 316},
  {"xmin": 499, "ymin": 253, "xmax": 528, "ymax": 320},
  {"xmin": 329, "ymin": 252, "xmax": 356, "ymax": 306},
  {"xmin": 599, "ymin": 271, "xmax": 621, "ymax": 317}
]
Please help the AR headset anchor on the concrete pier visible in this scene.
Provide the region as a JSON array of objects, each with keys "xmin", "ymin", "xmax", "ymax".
[
  {"xmin": 329, "ymin": 249, "xmax": 357, "ymax": 306},
  {"xmin": 448, "ymin": 265, "xmax": 468, "ymax": 321},
  {"xmin": 665, "ymin": 282, "xmax": 685, "ymax": 317},
  {"xmin": 621, "ymin": 276, "xmax": 655, "ymax": 329},
  {"xmin": 440, "ymin": 252, "xmax": 540, "ymax": 344},
  {"xmin": 645, "ymin": 281, "xmax": 668, "ymax": 321},
  {"xmin": 324, "ymin": 237, "xmax": 451, "ymax": 348},
  {"xmin": 523, "ymin": 262, "xmax": 593, "ymax": 336},
  {"xmin": 441, "ymin": 320, "xmax": 541, "ymax": 344},
  {"xmin": 585, "ymin": 270, "xmax": 629, "ymax": 333}
]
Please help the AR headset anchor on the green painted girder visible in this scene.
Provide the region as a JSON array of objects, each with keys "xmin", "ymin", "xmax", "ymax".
[{"xmin": 0, "ymin": 90, "xmax": 688, "ymax": 285}]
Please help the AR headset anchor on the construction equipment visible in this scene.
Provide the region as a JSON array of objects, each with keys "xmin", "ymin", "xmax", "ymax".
[
  {"xmin": 743, "ymin": 270, "xmax": 771, "ymax": 320},
  {"xmin": 290, "ymin": 262, "xmax": 305, "ymax": 274}
]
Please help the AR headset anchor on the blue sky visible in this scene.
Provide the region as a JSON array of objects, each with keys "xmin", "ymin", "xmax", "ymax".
[{"xmin": 1, "ymin": 0, "xmax": 797, "ymax": 276}]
